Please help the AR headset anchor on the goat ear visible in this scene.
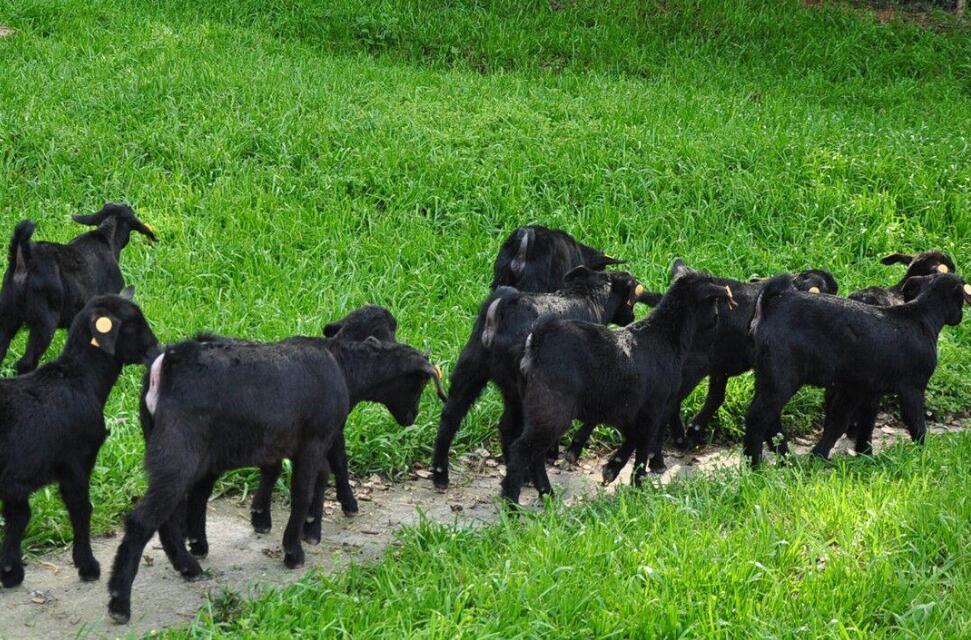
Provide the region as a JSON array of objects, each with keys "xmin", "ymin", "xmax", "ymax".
[
  {"xmin": 132, "ymin": 218, "xmax": 158, "ymax": 242},
  {"xmin": 88, "ymin": 310, "xmax": 121, "ymax": 356},
  {"xmin": 635, "ymin": 284, "xmax": 663, "ymax": 307},
  {"xmin": 881, "ymin": 252, "xmax": 913, "ymax": 266},
  {"xmin": 563, "ymin": 265, "xmax": 594, "ymax": 282},
  {"xmin": 670, "ymin": 258, "xmax": 690, "ymax": 282},
  {"xmin": 323, "ymin": 321, "xmax": 342, "ymax": 338},
  {"xmin": 119, "ymin": 285, "xmax": 136, "ymax": 301},
  {"xmin": 72, "ymin": 211, "xmax": 107, "ymax": 226},
  {"xmin": 588, "ymin": 253, "xmax": 626, "ymax": 270},
  {"xmin": 424, "ymin": 362, "xmax": 448, "ymax": 402},
  {"xmin": 749, "ymin": 276, "xmax": 767, "ymax": 283}
]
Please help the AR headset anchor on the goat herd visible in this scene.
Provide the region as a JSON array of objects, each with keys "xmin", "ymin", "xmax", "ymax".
[{"xmin": 0, "ymin": 204, "xmax": 968, "ymax": 624}]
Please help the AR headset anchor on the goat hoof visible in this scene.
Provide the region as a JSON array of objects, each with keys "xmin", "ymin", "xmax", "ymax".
[
  {"xmin": 284, "ymin": 550, "xmax": 305, "ymax": 569},
  {"xmin": 432, "ymin": 473, "xmax": 449, "ymax": 492},
  {"xmin": 251, "ymin": 510, "xmax": 272, "ymax": 534},
  {"xmin": 301, "ymin": 522, "xmax": 322, "ymax": 545},
  {"xmin": 77, "ymin": 561, "xmax": 101, "ymax": 582},
  {"xmin": 1, "ymin": 563, "xmax": 24, "ymax": 588},
  {"xmin": 562, "ymin": 450, "xmax": 580, "ymax": 465},
  {"xmin": 601, "ymin": 466, "xmax": 619, "ymax": 485},
  {"xmin": 180, "ymin": 560, "xmax": 204, "ymax": 580},
  {"xmin": 649, "ymin": 462, "xmax": 667, "ymax": 474},
  {"xmin": 341, "ymin": 504, "xmax": 359, "ymax": 518},
  {"xmin": 108, "ymin": 599, "xmax": 131, "ymax": 625},
  {"xmin": 809, "ymin": 447, "xmax": 830, "ymax": 461},
  {"xmin": 189, "ymin": 540, "xmax": 209, "ymax": 558}
]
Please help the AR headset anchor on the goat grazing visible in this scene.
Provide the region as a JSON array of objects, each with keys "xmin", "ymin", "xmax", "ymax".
[
  {"xmin": 0, "ymin": 288, "xmax": 158, "ymax": 588},
  {"xmin": 108, "ymin": 332, "xmax": 445, "ymax": 624},
  {"xmin": 744, "ymin": 273, "xmax": 970, "ymax": 466},
  {"xmin": 492, "ymin": 226, "xmax": 625, "ymax": 293},
  {"xmin": 431, "ymin": 266, "xmax": 659, "ymax": 490},
  {"xmin": 0, "ymin": 204, "xmax": 157, "ymax": 374},
  {"xmin": 503, "ymin": 265, "xmax": 734, "ymax": 504}
]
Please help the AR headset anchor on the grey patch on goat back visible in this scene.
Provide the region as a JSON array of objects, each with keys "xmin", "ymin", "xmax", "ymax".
[
  {"xmin": 481, "ymin": 298, "xmax": 503, "ymax": 348},
  {"xmin": 614, "ymin": 329, "xmax": 635, "ymax": 358}
]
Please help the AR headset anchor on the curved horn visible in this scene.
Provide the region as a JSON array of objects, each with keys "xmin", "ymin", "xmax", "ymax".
[{"xmin": 427, "ymin": 364, "xmax": 448, "ymax": 403}]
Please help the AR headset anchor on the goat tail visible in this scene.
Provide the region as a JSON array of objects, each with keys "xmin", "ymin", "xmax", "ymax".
[
  {"xmin": 519, "ymin": 313, "xmax": 556, "ymax": 376},
  {"xmin": 8, "ymin": 220, "xmax": 35, "ymax": 275},
  {"xmin": 481, "ymin": 298, "xmax": 503, "ymax": 349},
  {"xmin": 509, "ymin": 227, "xmax": 532, "ymax": 276},
  {"xmin": 750, "ymin": 274, "xmax": 794, "ymax": 335}
]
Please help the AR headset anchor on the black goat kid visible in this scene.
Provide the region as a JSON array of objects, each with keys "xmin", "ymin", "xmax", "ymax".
[
  {"xmin": 744, "ymin": 273, "xmax": 970, "ymax": 466},
  {"xmin": 823, "ymin": 250, "xmax": 957, "ymax": 455},
  {"xmin": 248, "ymin": 304, "xmax": 400, "ymax": 535},
  {"xmin": 108, "ymin": 333, "xmax": 444, "ymax": 624},
  {"xmin": 504, "ymin": 268, "xmax": 734, "ymax": 504},
  {"xmin": 0, "ymin": 289, "xmax": 158, "ymax": 588},
  {"xmin": 0, "ymin": 204, "xmax": 157, "ymax": 374},
  {"xmin": 431, "ymin": 266, "xmax": 659, "ymax": 490},
  {"xmin": 492, "ymin": 226, "xmax": 625, "ymax": 293},
  {"xmin": 563, "ymin": 262, "xmax": 837, "ymax": 461}
]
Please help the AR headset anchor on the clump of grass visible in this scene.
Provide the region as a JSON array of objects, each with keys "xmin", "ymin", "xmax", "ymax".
[{"xmin": 0, "ymin": 0, "xmax": 967, "ymax": 549}]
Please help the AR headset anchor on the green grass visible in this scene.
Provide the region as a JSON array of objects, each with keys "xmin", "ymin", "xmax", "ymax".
[
  {"xmin": 0, "ymin": 0, "xmax": 969, "ymax": 550},
  {"xmin": 175, "ymin": 432, "xmax": 971, "ymax": 639}
]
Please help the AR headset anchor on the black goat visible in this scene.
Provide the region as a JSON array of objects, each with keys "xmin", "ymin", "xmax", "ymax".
[
  {"xmin": 108, "ymin": 333, "xmax": 445, "ymax": 624},
  {"xmin": 431, "ymin": 266, "xmax": 659, "ymax": 490},
  {"xmin": 849, "ymin": 251, "xmax": 955, "ymax": 306},
  {"xmin": 0, "ymin": 204, "xmax": 157, "ymax": 374},
  {"xmin": 248, "ymin": 304, "xmax": 400, "ymax": 536},
  {"xmin": 562, "ymin": 261, "xmax": 838, "ymax": 461},
  {"xmin": 503, "ymin": 268, "xmax": 734, "ymax": 504},
  {"xmin": 744, "ymin": 273, "xmax": 970, "ymax": 466},
  {"xmin": 825, "ymin": 251, "xmax": 957, "ymax": 453},
  {"xmin": 492, "ymin": 226, "xmax": 625, "ymax": 292},
  {"xmin": 0, "ymin": 289, "xmax": 158, "ymax": 588}
]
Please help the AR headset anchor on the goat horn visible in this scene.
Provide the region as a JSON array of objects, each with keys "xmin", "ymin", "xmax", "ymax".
[{"xmin": 428, "ymin": 364, "xmax": 448, "ymax": 403}]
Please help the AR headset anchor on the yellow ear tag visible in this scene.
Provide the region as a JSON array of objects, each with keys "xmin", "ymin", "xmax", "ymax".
[
  {"xmin": 809, "ymin": 286, "xmax": 821, "ymax": 294},
  {"xmin": 95, "ymin": 317, "xmax": 113, "ymax": 333},
  {"xmin": 964, "ymin": 284, "xmax": 971, "ymax": 296},
  {"xmin": 433, "ymin": 365, "xmax": 442, "ymax": 380},
  {"xmin": 145, "ymin": 223, "xmax": 155, "ymax": 233},
  {"xmin": 634, "ymin": 284, "xmax": 645, "ymax": 296},
  {"xmin": 937, "ymin": 264, "xmax": 950, "ymax": 273},
  {"xmin": 90, "ymin": 337, "xmax": 100, "ymax": 347}
]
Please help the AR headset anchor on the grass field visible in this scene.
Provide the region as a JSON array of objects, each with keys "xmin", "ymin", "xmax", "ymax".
[
  {"xmin": 177, "ymin": 433, "xmax": 971, "ymax": 639},
  {"xmin": 0, "ymin": 0, "xmax": 969, "ymax": 553}
]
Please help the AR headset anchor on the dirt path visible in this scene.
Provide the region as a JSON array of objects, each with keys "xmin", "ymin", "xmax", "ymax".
[{"xmin": 1, "ymin": 417, "xmax": 965, "ymax": 639}]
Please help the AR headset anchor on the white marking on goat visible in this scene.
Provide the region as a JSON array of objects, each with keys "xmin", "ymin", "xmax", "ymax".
[
  {"xmin": 520, "ymin": 333, "xmax": 534, "ymax": 374},
  {"xmin": 615, "ymin": 331, "xmax": 634, "ymax": 358},
  {"xmin": 145, "ymin": 352, "xmax": 165, "ymax": 416}
]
